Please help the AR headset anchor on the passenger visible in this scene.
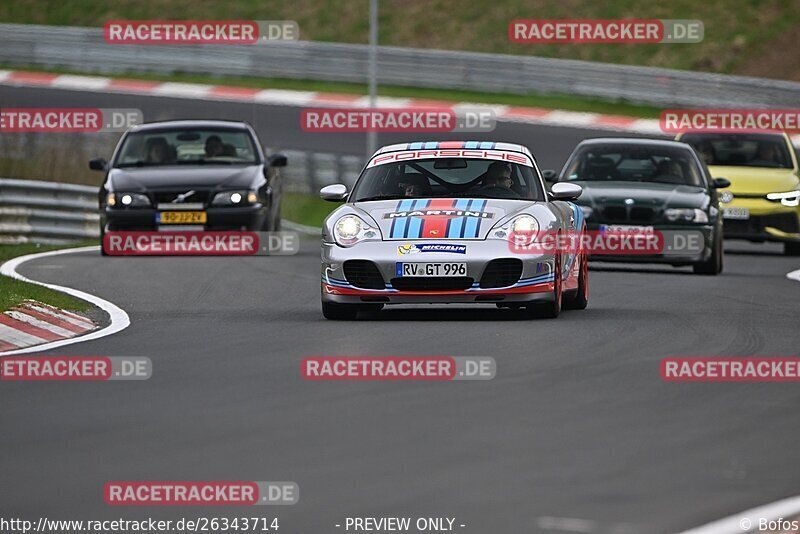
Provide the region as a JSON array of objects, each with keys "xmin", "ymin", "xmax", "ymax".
[
  {"xmin": 396, "ymin": 173, "xmax": 432, "ymax": 197},
  {"xmin": 205, "ymin": 135, "xmax": 225, "ymax": 158}
]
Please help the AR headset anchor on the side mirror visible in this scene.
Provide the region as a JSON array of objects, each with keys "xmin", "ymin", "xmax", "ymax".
[
  {"xmin": 542, "ymin": 169, "xmax": 558, "ymax": 183},
  {"xmin": 549, "ymin": 182, "xmax": 582, "ymax": 201},
  {"xmin": 320, "ymin": 184, "xmax": 348, "ymax": 202},
  {"xmin": 89, "ymin": 158, "xmax": 107, "ymax": 171},
  {"xmin": 268, "ymin": 153, "xmax": 288, "ymax": 167},
  {"xmin": 713, "ymin": 177, "xmax": 731, "ymax": 189}
]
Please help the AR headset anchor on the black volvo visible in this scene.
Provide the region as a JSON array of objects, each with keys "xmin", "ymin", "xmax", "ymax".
[{"xmin": 91, "ymin": 120, "xmax": 287, "ymax": 242}]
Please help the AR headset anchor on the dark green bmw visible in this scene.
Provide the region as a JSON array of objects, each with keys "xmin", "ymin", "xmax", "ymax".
[{"xmin": 547, "ymin": 138, "xmax": 730, "ymax": 275}]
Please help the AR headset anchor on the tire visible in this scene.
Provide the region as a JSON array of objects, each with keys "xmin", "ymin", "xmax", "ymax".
[
  {"xmin": 563, "ymin": 253, "xmax": 588, "ymax": 310},
  {"xmin": 526, "ymin": 253, "xmax": 562, "ymax": 319},
  {"xmin": 99, "ymin": 227, "xmax": 108, "ymax": 256},
  {"xmin": 321, "ymin": 302, "xmax": 360, "ymax": 320},
  {"xmin": 784, "ymin": 241, "xmax": 800, "ymax": 256},
  {"xmin": 693, "ymin": 234, "xmax": 723, "ymax": 275}
]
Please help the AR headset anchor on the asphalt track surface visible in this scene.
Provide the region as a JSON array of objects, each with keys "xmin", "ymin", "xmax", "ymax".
[{"xmin": 1, "ymin": 85, "xmax": 799, "ymax": 533}]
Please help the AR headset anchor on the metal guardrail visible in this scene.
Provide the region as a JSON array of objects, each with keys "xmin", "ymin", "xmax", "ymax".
[
  {"xmin": 0, "ymin": 178, "xmax": 100, "ymax": 244},
  {"xmin": 0, "ymin": 149, "xmax": 362, "ymax": 243},
  {"xmin": 1, "ymin": 23, "xmax": 799, "ymax": 107},
  {"xmin": 279, "ymin": 149, "xmax": 364, "ymax": 193}
]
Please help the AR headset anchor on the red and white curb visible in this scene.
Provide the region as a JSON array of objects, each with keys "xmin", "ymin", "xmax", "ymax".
[
  {"xmin": 0, "ymin": 301, "xmax": 97, "ymax": 353},
  {"xmin": 0, "ymin": 246, "xmax": 130, "ymax": 356},
  {"xmin": 3, "ymin": 69, "xmax": 799, "ymax": 144},
  {"xmin": 0, "ymin": 69, "xmax": 660, "ymax": 135},
  {"xmin": 1, "ymin": 69, "xmax": 799, "ymax": 145}
]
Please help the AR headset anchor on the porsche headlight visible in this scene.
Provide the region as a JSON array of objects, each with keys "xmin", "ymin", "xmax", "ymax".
[
  {"xmin": 490, "ymin": 214, "xmax": 540, "ymax": 240},
  {"xmin": 766, "ymin": 190, "xmax": 800, "ymax": 207},
  {"xmin": 664, "ymin": 208, "xmax": 708, "ymax": 223},
  {"xmin": 211, "ymin": 190, "xmax": 258, "ymax": 206},
  {"xmin": 333, "ymin": 215, "xmax": 379, "ymax": 246},
  {"xmin": 108, "ymin": 192, "xmax": 150, "ymax": 208}
]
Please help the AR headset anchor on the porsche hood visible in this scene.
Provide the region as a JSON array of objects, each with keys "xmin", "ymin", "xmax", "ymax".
[{"xmin": 353, "ymin": 198, "xmax": 534, "ymax": 240}]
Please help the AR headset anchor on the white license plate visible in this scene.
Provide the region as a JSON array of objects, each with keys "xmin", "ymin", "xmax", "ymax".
[
  {"xmin": 723, "ymin": 207, "xmax": 750, "ymax": 220},
  {"xmin": 600, "ymin": 224, "xmax": 654, "ymax": 234},
  {"xmin": 396, "ymin": 262, "xmax": 467, "ymax": 277}
]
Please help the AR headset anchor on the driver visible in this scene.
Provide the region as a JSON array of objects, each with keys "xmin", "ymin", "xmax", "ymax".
[
  {"xmin": 482, "ymin": 162, "xmax": 514, "ymax": 190},
  {"xmin": 655, "ymin": 159, "xmax": 683, "ymax": 179},
  {"xmin": 145, "ymin": 137, "xmax": 170, "ymax": 164},
  {"xmin": 750, "ymin": 143, "xmax": 780, "ymax": 167}
]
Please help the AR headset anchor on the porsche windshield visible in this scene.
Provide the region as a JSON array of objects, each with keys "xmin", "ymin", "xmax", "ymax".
[
  {"xmin": 351, "ymin": 158, "xmax": 545, "ymax": 201},
  {"xmin": 115, "ymin": 128, "xmax": 259, "ymax": 167},
  {"xmin": 563, "ymin": 144, "xmax": 706, "ymax": 186}
]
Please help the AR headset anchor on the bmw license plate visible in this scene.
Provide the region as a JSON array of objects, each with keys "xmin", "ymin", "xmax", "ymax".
[
  {"xmin": 156, "ymin": 211, "xmax": 207, "ymax": 224},
  {"xmin": 722, "ymin": 207, "xmax": 750, "ymax": 220},
  {"xmin": 600, "ymin": 224, "xmax": 654, "ymax": 234},
  {"xmin": 396, "ymin": 262, "xmax": 467, "ymax": 277}
]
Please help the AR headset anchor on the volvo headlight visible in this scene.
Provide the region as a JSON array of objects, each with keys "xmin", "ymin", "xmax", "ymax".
[
  {"xmin": 664, "ymin": 208, "xmax": 708, "ymax": 223},
  {"xmin": 489, "ymin": 214, "xmax": 540, "ymax": 240},
  {"xmin": 333, "ymin": 215, "xmax": 379, "ymax": 246},
  {"xmin": 766, "ymin": 190, "xmax": 800, "ymax": 207},
  {"xmin": 108, "ymin": 192, "xmax": 150, "ymax": 208},
  {"xmin": 211, "ymin": 190, "xmax": 258, "ymax": 206}
]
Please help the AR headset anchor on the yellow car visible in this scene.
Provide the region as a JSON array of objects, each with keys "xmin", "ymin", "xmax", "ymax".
[{"xmin": 677, "ymin": 132, "xmax": 800, "ymax": 255}]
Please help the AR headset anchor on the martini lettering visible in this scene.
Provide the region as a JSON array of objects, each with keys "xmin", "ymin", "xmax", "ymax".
[{"xmin": 385, "ymin": 210, "xmax": 493, "ymax": 219}]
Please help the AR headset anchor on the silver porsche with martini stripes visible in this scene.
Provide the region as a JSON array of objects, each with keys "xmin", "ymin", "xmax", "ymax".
[{"xmin": 319, "ymin": 141, "xmax": 589, "ymax": 320}]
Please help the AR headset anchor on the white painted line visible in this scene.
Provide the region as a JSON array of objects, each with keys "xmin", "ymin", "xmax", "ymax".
[
  {"xmin": 0, "ymin": 322, "xmax": 47, "ymax": 347},
  {"xmin": 151, "ymin": 82, "xmax": 213, "ymax": 98},
  {"xmin": 51, "ymin": 74, "xmax": 111, "ymax": 90},
  {"xmin": 281, "ymin": 219, "xmax": 320, "ymax": 236},
  {"xmin": 787, "ymin": 268, "xmax": 800, "ymax": 283},
  {"xmin": 0, "ymin": 246, "xmax": 130, "ymax": 356},
  {"xmin": 536, "ymin": 516, "xmax": 596, "ymax": 533},
  {"xmin": 677, "ymin": 495, "xmax": 800, "ymax": 534}
]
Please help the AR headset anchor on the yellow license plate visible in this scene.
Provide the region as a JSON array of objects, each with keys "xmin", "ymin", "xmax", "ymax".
[{"xmin": 157, "ymin": 211, "xmax": 207, "ymax": 224}]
